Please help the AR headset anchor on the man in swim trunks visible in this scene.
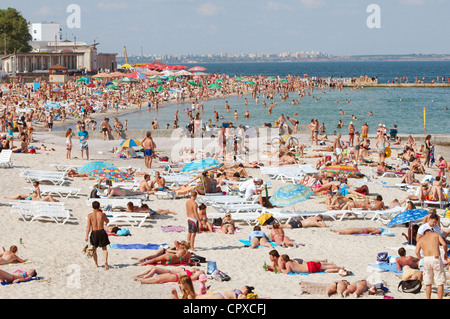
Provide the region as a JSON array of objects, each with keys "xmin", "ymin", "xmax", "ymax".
[
  {"xmin": 186, "ymin": 191, "xmax": 200, "ymax": 251},
  {"xmin": 275, "ymin": 215, "xmax": 327, "ymax": 229},
  {"xmin": 142, "ymin": 131, "xmax": 156, "ymax": 169},
  {"xmin": 361, "ymin": 122, "xmax": 369, "ymax": 139},
  {"xmin": 99, "ymin": 118, "xmax": 112, "ymax": 141},
  {"xmin": 85, "ymin": 201, "xmax": 110, "ymax": 270},
  {"xmin": 150, "ymin": 171, "xmax": 166, "ymax": 192}
]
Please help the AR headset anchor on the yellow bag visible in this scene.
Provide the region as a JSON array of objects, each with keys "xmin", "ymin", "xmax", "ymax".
[
  {"xmin": 385, "ymin": 146, "xmax": 391, "ymax": 158},
  {"xmin": 444, "ymin": 208, "xmax": 450, "ymax": 219},
  {"xmin": 257, "ymin": 213, "xmax": 274, "ymax": 226},
  {"xmin": 247, "ymin": 292, "xmax": 258, "ymax": 299}
]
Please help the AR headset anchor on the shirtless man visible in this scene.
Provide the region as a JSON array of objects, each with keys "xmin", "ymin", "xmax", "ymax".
[
  {"xmin": 99, "ymin": 118, "xmax": 112, "ymax": 141},
  {"xmin": 186, "ymin": 191, "xmax": 201, "ymax": 251},
  {"xmin": 415, "ymin": 229, "xmax": 448, "ymax": 299},
  {"xmin": 313, "ymin": 119, "xmax": 319, "ymax": 146},
  {"xmin": 348, "ymin": 121, "xmax": 355, "ymax": 147},
  {"xmin": 275, "ymin": 215, "xmax": 327, "ymax": 229},
  {"xmin": 331, "ymin": 227, "xmax": 382, "ymax": 235},
  {"xmin": 286, "ymin": 116, "xmax": 299, "ymax": 134},
  {"xmin": 142, "ymin": 131, "xmax": 156, "ymax": 169},
  {"xmin": 395, "ymin": 247, "xmax": 420, "ymax": 271},
  {"xmin": 85, "ymin": 201, "xmax": 110, "ymax": 270},
  {"xmin": 333, "ymin": 134, "xmax": 343, "ymax": 162},
  {"xmin": 361, "ymin": 122, "xmax": 369, "ymax": 139},
  {"xmin": 150, "ymin": 171, "xmax": 166, "ymax": 192},
  {"xmin": 280, "ymin": 254, "xmax": 345, "ymax": 274},
  {"xmin": 139, "ymin": 174, "xmax": 152, "ymax": 193}
]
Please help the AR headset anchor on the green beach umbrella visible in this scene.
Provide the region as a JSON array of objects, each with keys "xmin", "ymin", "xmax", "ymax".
[
  {"xmin": 247, "ymin": 81, "xmax": 256, "ymax": 85},
  {"xmin": 157, "ymin": 85, "xmax": 164, "ymax": 92},
  {"xmin": 235, "ymin": 77, "xmax": 243, "ymax": 82},
  {"xmin": 144, "ymin": 87, "xmax": 156, "ymax": 92},
  {"xmin": 208, "ymin": 83, "xmax": 222, "ymax": 89},
  {"xmin": 106, "ymin": 84, "xmax": 118, "ymax": 89},
  {"xmin": 188, "ymin": 81, "xmax": 198, "ymax": 87},
  {"xmin": 214, "ymin": 79, "xmax": 223, "ymax": 83},
  {"xmin": 267, "ymin": 76, "xmax": 276, "ymax": 80}
]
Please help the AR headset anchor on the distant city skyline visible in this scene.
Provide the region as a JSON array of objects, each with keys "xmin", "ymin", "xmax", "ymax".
[{"xmin": 2, "ymin": 0, "xmax": 449, "ymax": 57}]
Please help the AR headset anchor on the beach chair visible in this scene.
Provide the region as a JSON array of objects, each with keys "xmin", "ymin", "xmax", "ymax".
[
  {"xmin": 211, "ymin": 203, "xmax": 265, "ymax": 215},
  {"xmin": 24, "ymin": 185, "xmax": 82, "ymax": 199},
  {"xmin": 261, "ymin": 208, "xmax": 303, "ymax": 224},
  {"xmin": 0, "ymin": 150, "xmax": 13, "ymax": 168},
  {"xmin": 154, "ymin": 190, "xmax": 177, "ymax": 200},
  {"xmin": 50, "ymin": 164, "xmax": 82, "ymax": 172},
  {"xmin": 298, "ymin": 164, "xmax": 319, "ymax": 175},
  {"xmin": 198, "ymin": 194, "xmax": 258, "ymax": 206},
  {"xmin": 86, "ymin": 198, "xmax": 142, "ymax": 210},
  {"xmin": 20, "ymin": 169, "xmax": 67, "ymax": 185},
  {"xmin": 10, "ymin": 201, "xmax": 71, "ymax": 224},
  {"xmin": 106, "ymin": 212, "xmax": 150, "ymax": 228},
  {"xmin": 422, "ymin": 198, "xmax": 449, "ymax": 209},
  {"xmin": 373, "ymin": 207, "xmax": 406, "ymax": 225}
]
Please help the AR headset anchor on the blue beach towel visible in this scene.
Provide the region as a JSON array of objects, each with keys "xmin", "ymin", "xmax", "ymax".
[
  {"xmin": 368, "ymin": 263, "xmax": 402, "ymax": 274},
  {"xmin": 1, "ymin": 277, "xmax": 42, "ymax": 285},
  {"xmin": 109, "ymin": 243, "xmax": 168, "ymax": 250},
  {"xmin": 287, "ymin": 271, "xmax": 326, "ymax": 275},
  {"xmin": 239, "ymin": 240, "xmax": 280, "ymax": 248}
]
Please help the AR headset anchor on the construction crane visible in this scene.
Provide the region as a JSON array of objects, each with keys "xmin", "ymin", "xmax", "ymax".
[{"xmin": 124, "ymin": 46, "xmax": 129, "ymax": 65}]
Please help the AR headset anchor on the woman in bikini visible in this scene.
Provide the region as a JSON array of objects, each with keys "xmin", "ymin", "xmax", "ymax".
[
  {"xmin": 221, "ymin": 213, "xmax": 236, "ymax": 234},
  {"xmin": 196, "ymin": 285, "xmax": 255, "ymax": 299},
  {"xmin": 0, "ymin": 245, "xmax": 26, "ymax": 265},
  {"xmin": 270, "ymin": 222, "xmax": 295, "ymax": 247},
  {"xmin": 343, "ymin": 280, "xmax": 369, "ymax": 297},
  {"xmin": 134, "ymin": 267, "xmax": 204, "ymax": 285},
  {"xmin": 138, "ymin": 240, "xmax": 191, "ymax": 266},
  {"xmin": 5, "ymin": 181, "xmax": 58, "ymax": 202},
  {"xmin": 326, "ymin": 280, "xmax": 350, "ymax": 297},
  {"xmin": 0, "ymin": 268, "xmax": 37, "ymax": 284}
]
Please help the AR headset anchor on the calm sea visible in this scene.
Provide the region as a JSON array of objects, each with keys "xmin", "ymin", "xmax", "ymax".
[{"xmin": 62, "ymin": 61, "xmax": 450, "ymax": 135}]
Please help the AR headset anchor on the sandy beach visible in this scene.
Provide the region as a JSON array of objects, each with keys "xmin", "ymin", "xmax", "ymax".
[{"xmin": 1, "ymin": 125, "xmax": 449, "ymax": 300}]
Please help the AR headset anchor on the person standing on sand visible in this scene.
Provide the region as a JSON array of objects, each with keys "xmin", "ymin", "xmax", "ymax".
[
  {"xmin": 186, "ymin": 191, "xmax": 200, "ymax": 251},
  {"xmin": 361, "ymin": 122, "xmax": 369, "ymax": 139},
  {"xmin": 77, "ymin": 124, "xmax": 89, "ymax": 160},
  {"xmin": 85, "ymin": 201, "xmax": 110, "ymax": 270},
  {"xmin": 415, "ymin": 229, "xmax": 448, "ymax": 299},
  {"xmin": 218, "ymin": 126, "xmax": 226, "ymax": 157},
  {"xmin": 141, "ymin": 131, "xmax": 156, "ymax": 169}
]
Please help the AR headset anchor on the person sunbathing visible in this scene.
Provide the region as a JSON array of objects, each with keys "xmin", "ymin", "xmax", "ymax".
[
  {"xmin": 399, "ymin": 170, "xmax": 420, "ymax": 186},
  {"xmin": 138, "ymin": 240, "xmax": 191, "ymax": 266},
  {"xmin": 127, "ymin": 202, "xmax": 177, "ymax": 216},
  {"xmin": 221, "ymin": 213, "xmax": 236, "ymax": 234},
  {"xmin": 331, "ymin": 227, "xmax": 382, "ymax": 235},
  {"xmin": 248, "ymin": 226, "xmax": 272, "ymax": 249},
  {"xmin": 340, "ymin": 198, "xmax": 371, "ymax": 211},
  {"xmin": 196, "ymin": 286, "xmax": 256, "ymax": 299},
  {"xmin": 280, "ymin": 254, "xmax": 346, "ymax": 274},
  {"xmin": 343, "ymin": 280, "xmax": 369, "ymax": 298},
  {"xmin": 270, "ymin": 222, "xmax": 295, "ymax": 247},
  {"xmin": 0, "ymin": 246, "xmax": 27, "ymax": 265},
  {"xmin": 400, "ymin": 182, "xmax": 430, "ymax": 205},
  {"xmin": 103, "ymin": 187, "xmax": 147, "ymax": 198},
  {"xmin": 326, "ymin": 280, "xmax": 351, "ymax": 297},
  {"xmin": 5, "ymin": 181, "xmax": 58, "ymax": 202},
  {"xmin": 0, "ymin": 268, "xmax": 37, "ymax": 284},
  {"xmin": 273, "ymin": 215, "xmax": 327, "ymax": 229},
  {"xmin": 134, "ymin": 267, "xmax": 204, "ymax": 284}
]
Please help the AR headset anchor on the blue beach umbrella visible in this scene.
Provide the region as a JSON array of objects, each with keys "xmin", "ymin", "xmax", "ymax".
[
  {"xmin": 387, "ymin": 209, "xmax": 428, "ymax": 228},
  {"xmin": 77, "ymin": 161, "xmax": 118, "ymax": 175},
  {"xmin": 180, "ymin": 158, "xmax": 223, "ymax": 175},
  {"xmin": 269, "ymin": 184, "xmax": 313, "ymax": 207}
]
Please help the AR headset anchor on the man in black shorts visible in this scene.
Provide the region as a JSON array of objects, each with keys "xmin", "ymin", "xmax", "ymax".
[
  {"xmin": 273, "ymin": 215, "xmax": 327, "ymax": 229},
  {"xmin": 85, "ymin": 201, "xmax": 110, "ymax": 270}
]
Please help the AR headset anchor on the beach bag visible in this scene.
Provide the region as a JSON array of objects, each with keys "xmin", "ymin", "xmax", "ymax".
[
  {"xmin": 207, "ymin": 261, "xmax": 217, "ymax": 275},
  {"xmin": 398, "ymin": 280, "xmax": 422, "ymax": 294},
  {"xmin": 369, "ymin": 283, "xmax": 388, "ymax": 295},
  {"xmin": 211, "ymin": 269, "xmax": 231, "ymax": 282},
  {"xmin": 257, "ymin": 213, "xmax": 275, "ymax": 226},
  {"xmin": 377, "ymin": 252, "xmax": 389, "ymax": 264}
]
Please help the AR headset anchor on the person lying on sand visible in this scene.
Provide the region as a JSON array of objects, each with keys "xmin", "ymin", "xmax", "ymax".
[
  {"xmin": 126, "ymin": 202, "xmax": 177, "ymax": 216},
  {"xmin": 280, "ymin": 254, "xmax": 346, "ymax": 274},
  {"xmin": 0, "ymin": 246, "xmax": 27, "ymax": 265},
  {"xmin": 269, "ymin": 215, "xmax": 327, "ymax": 229},
  {"xmin": 137, "ymin": 240, "xmax": 191, "ymax": 266},
  {"xmin": 0, "ymin": 268, "xmax": 37, "ymax": 284},
  {"xmin": 331, "ymin": 227, "xmax": 382, "ymax": 235}
]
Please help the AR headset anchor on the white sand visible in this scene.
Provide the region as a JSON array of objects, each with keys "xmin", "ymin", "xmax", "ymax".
[{"xmin": 0, "ymin": 130, "xmax": 448, "ymax": 300}]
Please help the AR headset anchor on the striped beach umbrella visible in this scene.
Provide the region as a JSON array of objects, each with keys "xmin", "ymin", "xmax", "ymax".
[
  {"xmin": 321, "ymin": 165, "xmax": 360, "ymax": 176},
  {"xmin": 269, "ymin": 184, "xmax": 313, "ymax": 207},
  {"xmin": 180, "ymin": 158, "xmax": 223, "ymax": 175},
  {"xmin": 90, "ymin": 168, "xmax": 133, "ymax": 182},
  {"xmin": 77, "ymin": 161, "xmax": 118, "ymax": 175},
  {"xmin": 120, "ymin": 138, "xmax": 141, "ymax": 148}
]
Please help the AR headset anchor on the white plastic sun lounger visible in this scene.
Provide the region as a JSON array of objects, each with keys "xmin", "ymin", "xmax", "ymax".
[
  {"xmin": 20, "ymin": 169, "xmax": 67, "ymax": 185},
  {"xmin": 211, "ymin": 203, "xmax": 265, "ymax": 215},
  {"xmin": 24, "ymin": 185, "xmax": 82, "ymax": 198},
  {"xmin": 10, "ymin": 201, "xmax": 71, "ymax": 224},
  {"xmin": 106, "ymin": 212, "xmax": 150, "ymax": 228},
  {"xmin": 298, "ymin": 164, "xmax": 319, "ymax": 175},
  {"xmin": 0, "ymin": 150, "xmax": 13, "ymax": 168},
  {"xmin": 198, "ymin": 195, "xmax": 258, "ymax": 206}
]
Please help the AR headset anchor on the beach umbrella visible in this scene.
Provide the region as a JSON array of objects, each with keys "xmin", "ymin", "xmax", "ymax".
[
  {"xmin": 87, "ymin": 83, "xmax": 96, "ymax": 88},
  {"xmin": 106, "ymin": 84, "xmax": 118, "ymax": 89},
  {"xmin": 120, "ymin": 138, "xmax": 141, "ymax": 148},
  {"xmin": 269, "ymin": 184, "xmax": 313, "ymax": 207},
  {"xmin": 235, "ymin": 77, "xmax": 244, "ymax": 82},
  {"xmin": 208, "ymin": 83, "xmax": 222, "ymax": 89},
  {"xmin": 175, "ymin": 70, "xmax": 192, "ymax": 76},
  {"xmin": 148, "ymin": 75, "xmax": 166, "ymax": 81},
  {"xmin": 267, "ymin": 76, "xmax": 276, "ymax": 80},
  {"xmin": 94, "ymin": 90, "xmax": 105, "ymax": 95},
  {"xmin": 120, "ymin": 63, "xmax": 133, "ymax": 69},
  {"xmin": 214, "ymin": 79, "xmax": 223, "ymax": 83},
  {"xmin": 144, "ymin": 87, "xmax": 156, "ymax": 92},
  {"xmin": 188, "ymin": 66, "xmax": 207, "ymax": 72},
  {"xmin": 180, "ymin": 158, "xmax": 223, "ymax": 175},
  {"xmin": 127, "ymin": 71, "xmax": 147, "ymax": 79},
  {"xmin": 321, "ymin": 165, "xmax": 360, "ymax": 176},
  {"xmin": 188, "ymin": 81, "xmax": 199, "ymax": 87},
  {"xmin": 246, "ymin": 81, "xmax": 256, "ymax": 85},
  {"xmin": 157, "ymin": 85, "xmax": 164, "ymax": 92},
  {"xmin": 387, "ymin": 209, "xmax": 428, "ymax": 228},
  {"xmin": 45, "ymin": 102, "xmax": 61, "ymax": 109},
  {"xmin": 78, "ymin": 161, "xmax": 118, "ymax": 175},
  {"xmin": 90, "ymin": 168, "xmax": 133, "ymax": 182}
]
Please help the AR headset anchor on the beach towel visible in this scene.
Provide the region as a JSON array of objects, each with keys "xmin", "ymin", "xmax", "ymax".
[
  {"xmin": 238, "ymin": 240, "xmax": 280, "ymax": 247},
  {"xmin": 367, "ymin": 263, "xmax": 402, "ymax": 274},
  {"xmin": 161, "ymin": 225, "xmax": 185, "ymax": 232},
  {"xmin": 1, "ymin": 277, "xmax": 42, "ymax": 285},
  {"xmin": 287, "ymin": 271, "xmax": 326, "ymax": 275},
  {"xmin": 109, "ymin": 243, "xmax": 168, "ymax": 250}
]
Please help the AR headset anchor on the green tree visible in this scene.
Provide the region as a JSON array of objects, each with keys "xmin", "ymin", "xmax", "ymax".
[{"xmin": 0, "ymin": 8, "xmax": 32, "ymax": 55}]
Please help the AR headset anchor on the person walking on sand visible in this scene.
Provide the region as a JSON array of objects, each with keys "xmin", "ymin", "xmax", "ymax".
[
  {"xmin": 415, "ymin": 229, "xmax": 448, "ymax": 299},
  {"xmin": 141, "ymin": 131, "xmax": 156, "ymax": 169},
  {"xmin": 77, "ymin": 124, "xmax": 89, "ymax": 160},
  {"xmin": 85, "ymin": 201, "xmax": 110, "ymax": 270},
  {"xmin": 186, "ymin": 191, "xmax": 201, "ymax": 251}
]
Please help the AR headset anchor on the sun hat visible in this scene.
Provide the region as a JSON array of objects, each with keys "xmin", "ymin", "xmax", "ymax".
[{"xmin": 199, "ymin": 274, "xmax": 208, "ymax": 282}]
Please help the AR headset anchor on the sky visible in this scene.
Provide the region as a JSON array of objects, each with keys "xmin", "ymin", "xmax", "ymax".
[{"xmin": 2, "ymin": 0, "xmax": 450, "ymax": 56}]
